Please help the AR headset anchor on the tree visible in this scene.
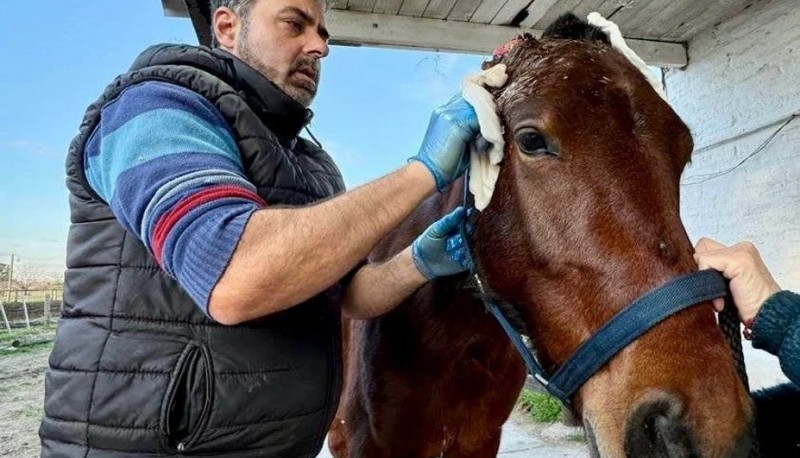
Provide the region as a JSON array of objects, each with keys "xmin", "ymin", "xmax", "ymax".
[
  {"xmin": 14, "ymin": 263, "xmax": 46, "ymax": 294},
  {"xmin": 0, "ymin": 263, "xmax": 8, "ymax": 283}
]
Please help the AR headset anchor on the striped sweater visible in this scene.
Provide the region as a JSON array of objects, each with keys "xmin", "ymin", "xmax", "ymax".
[{"xmin": 84, "ymin": 80, "xmax": 265, "ymax": 314}]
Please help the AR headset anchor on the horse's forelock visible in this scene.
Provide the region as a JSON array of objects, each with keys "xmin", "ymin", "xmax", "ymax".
[{"xmin": 542, "ymin": 13, "xmax": 610, "ymax": 44}]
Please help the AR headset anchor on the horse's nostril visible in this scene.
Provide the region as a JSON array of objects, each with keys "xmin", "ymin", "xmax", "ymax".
[{"xmin": 624, "ymin": 394, "xmax": 699, "ymax": 458}]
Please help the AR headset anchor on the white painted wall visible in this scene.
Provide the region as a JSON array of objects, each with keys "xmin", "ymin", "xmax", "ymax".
[{"xmin": 665, "ymin": 0, "xmax": 799, "ymax": 389}]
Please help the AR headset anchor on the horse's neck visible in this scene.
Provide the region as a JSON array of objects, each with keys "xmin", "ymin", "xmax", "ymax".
[{"xmin": 368, "ymin": 178, "xmax": 466, "ymax": 263}]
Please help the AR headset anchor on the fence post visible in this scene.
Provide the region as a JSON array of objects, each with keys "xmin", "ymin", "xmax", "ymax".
[
  {"xmin": 44, "ymin": 294, "xmax": 52, "ymax": 326},
  {"xmin": 22, "ymin": 294, "xmax": 30, "ymax": 329},
  {"xmin": 0, "ymin": 300, "xmax": 10, "ymax": 333}
]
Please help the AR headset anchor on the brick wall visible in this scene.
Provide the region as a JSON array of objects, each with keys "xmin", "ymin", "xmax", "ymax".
[{"xmin": 667, "ymin": 0, "xmax": 800, "ymax": 291}]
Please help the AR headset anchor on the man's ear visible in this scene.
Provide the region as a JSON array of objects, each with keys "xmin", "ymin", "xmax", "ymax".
[{"xmin": 213, "ymin": 7, "xmax": 239, "ymax": 50}]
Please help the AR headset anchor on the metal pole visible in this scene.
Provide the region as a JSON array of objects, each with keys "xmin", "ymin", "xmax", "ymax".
[
  {"xmin": 0, "ymin": 300, "xmax": 10, "ymax": 333},
  {"xmin": 22, "ymin": 293, "xmax": 30, "ymax": 329},
  {"xmin": 44, "ymin": 294, "xmax": 51, "ymax": 326}
]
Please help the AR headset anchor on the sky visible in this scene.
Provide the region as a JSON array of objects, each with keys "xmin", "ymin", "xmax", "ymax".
[{"xmin": 0, "ymin": 0, "xmax": 485, "ymax": 276}]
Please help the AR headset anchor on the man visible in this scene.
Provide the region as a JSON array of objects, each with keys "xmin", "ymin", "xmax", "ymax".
[{"xmin": 39, "ymin": 0, "xmax": 480, "ymax": 456}]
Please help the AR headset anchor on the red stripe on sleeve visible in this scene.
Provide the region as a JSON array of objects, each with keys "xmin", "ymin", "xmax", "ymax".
[{"xmin": 151, "ymin": 185, "xmax": 266, "ymax": 264}]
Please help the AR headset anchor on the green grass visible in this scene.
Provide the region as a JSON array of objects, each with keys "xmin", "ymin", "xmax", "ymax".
[
  {"xmin": 0, "ymin": 324, "xmax": 56, "ymax": 357},
  {"xmin": 0, "ymin": 340, "xmax": 54, "ymax": 356},
  {"xmin": 0, "ymin": 325, "xmax": 54, "ymax": 345},
  {"xmin": 518, "ymin": 389, "xmax": 562, "ymax": 423}
]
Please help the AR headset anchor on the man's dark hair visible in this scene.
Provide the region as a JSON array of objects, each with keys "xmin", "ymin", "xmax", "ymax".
[
  {"xmin": 209, "ymin": 0, "xmax": 329, "ymax": 48},
  {"xmin": 209, "ymin": 0, "xmax": 257, "ymax": 48}
]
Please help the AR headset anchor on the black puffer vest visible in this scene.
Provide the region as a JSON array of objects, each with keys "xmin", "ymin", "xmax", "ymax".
[{"xmin": 40, "ymin": 44, "xmax": 345, "ymax": 458}]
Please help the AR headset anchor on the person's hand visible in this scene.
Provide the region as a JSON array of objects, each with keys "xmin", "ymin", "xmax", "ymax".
[
  {"xmin": 693, "ymin": 237, "xmax": 781, "ymax": 324},
  {"xmin": 412, "ymin": 207, "xmax": 473, "ymax": 280},
  {"xmin": 410, "ymin": 95, "xmax": 479, "ymax": 192}
]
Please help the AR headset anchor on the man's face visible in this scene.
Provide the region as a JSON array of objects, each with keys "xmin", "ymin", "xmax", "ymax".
[{"xmin": 229, "ymin": 0, "xmax": 329, "ymax": 107}]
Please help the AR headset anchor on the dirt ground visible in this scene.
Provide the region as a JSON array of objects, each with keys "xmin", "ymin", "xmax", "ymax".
[{"xmin": 0, "ymin": 342, "xmax": 51, "ymax": 458}]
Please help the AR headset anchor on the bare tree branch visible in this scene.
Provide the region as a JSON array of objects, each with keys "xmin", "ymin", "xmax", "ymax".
[{"xmin": 13, "ymin": 263, "xmax": 48, "ymax": 291}]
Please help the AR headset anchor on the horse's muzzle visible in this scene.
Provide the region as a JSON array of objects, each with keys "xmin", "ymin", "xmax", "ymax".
[
  {"xmin": 623, "ymin": 392, "xmax": 752, "ymax": 458},
  {"xmin": 624, "ymin": 393, "xmax": 696, "ymax": 457}
]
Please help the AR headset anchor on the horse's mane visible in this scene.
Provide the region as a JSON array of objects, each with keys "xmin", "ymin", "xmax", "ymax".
[{"xmin": 541, "ymin": 13, "xmax": 610, "ymax": 43}]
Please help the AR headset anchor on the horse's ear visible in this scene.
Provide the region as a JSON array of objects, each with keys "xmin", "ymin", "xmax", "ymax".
[{"xmin": 542, "ymin": 13, "xmax": 610, "ymax": 44}]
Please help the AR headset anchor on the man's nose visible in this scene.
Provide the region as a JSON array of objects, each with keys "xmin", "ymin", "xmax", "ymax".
[{"xmin": 306, "ymin": 32, "xmax": 329, "ymax": 58}]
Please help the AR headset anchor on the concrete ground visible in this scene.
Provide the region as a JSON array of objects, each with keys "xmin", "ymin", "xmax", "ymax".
[{"xmin": 489, "ymin": 411, "xmax": 590, "ymax": 457}]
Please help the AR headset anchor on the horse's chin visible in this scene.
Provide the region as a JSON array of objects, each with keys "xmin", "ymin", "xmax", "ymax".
[{"xmin": 581, "ymin": 411, "xmax": 628, "ymax": 458}]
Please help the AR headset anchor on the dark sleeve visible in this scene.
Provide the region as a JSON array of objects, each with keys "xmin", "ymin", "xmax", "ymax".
[{"xmin": 751, "ymin": 290, "xmax": 800, "ymax": 386}]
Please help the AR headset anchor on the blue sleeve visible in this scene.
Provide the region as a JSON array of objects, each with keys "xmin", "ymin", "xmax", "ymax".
[
  {"xmin": 83, "ymin": 81, "xmax": 267, "ymax": 315},
  {"xmin": 751, "ymin": 290, "xmax": 800, "ymax": 386}
]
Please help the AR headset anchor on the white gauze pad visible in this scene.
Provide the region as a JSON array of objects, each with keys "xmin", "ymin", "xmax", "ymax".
[{"xmin": 461, "ymin": 63, "xmax": 507, "ymax": 210}]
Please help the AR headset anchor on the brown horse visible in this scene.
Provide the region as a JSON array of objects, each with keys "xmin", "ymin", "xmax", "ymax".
[{"xmin": 329, "ymin": 14, "xmax": 753, "ymax": 458}]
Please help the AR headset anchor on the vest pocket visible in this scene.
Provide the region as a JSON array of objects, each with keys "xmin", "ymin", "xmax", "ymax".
[{"xmin": 160, "ymin": 342, "xmax": 214, "ymax": 452}]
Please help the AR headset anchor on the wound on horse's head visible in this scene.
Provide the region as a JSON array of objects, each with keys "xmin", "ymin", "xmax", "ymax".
[
  {"xmin": 542, "ymin": 13, "xmax": 610, "ymax": 44},
  {"xmin": 485, "ymin": 13, "xmax": 609, "ymax": 69},
  {"xmin": 491, "ymin": 33, "xmax": 533, "ymax": 61}
]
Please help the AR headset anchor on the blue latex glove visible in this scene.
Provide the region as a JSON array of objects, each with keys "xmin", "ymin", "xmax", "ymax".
[
  {"xmin": 412, "ymin": 207, "xmax": 474, "ymax": 280},
  {"xmin": 410, "ymin": 95, "xmax": 480, "ymax": 192}
]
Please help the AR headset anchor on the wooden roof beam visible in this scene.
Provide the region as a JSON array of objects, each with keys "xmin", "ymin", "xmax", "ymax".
[
  {"xmin": 327, "ymin": 10, "xmax": 687, "ymax": 68},
  {"xmin": 161, "ymin": 1, "xmax": 688, "ymax": 68}
]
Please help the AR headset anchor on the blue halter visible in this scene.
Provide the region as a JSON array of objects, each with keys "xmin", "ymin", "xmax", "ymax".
[{"xmin": 471, "ymin": 269, "xmax": 727, "ymax": 404}]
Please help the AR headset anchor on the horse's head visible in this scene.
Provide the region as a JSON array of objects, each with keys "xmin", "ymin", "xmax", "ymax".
[{"xmin": 472, "ymin": 14, "xmax": 753, "ymax": 457}]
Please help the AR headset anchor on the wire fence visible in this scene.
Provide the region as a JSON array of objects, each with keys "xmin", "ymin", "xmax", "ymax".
[{"xmin": 0, "ymin": 289, "xmax": 63, "ymax": 332}]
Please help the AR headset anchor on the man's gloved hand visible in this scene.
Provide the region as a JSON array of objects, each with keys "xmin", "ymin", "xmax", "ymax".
[
  {"xmin": 410, "ymin": 95, "xmax": 480, "ymax": 192},
  {"xmin": 412, "ymin": 207, "xmax": 473, "ymax": 280}
]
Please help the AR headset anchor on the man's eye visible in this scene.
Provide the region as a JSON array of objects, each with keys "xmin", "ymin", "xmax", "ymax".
[{"xmin": 286, "ymin": 20, "xmax": 302, "ymax": 32}]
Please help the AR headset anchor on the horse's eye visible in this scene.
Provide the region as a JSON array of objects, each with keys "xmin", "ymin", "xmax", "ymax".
[{"xmin": 515, "ymin": 129, "xmax": 552, "ymax": 156}]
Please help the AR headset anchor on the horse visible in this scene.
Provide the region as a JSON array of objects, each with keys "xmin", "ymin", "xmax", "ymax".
[{"xmin": 328, "ymin": 13, "xmax": 756, "ymax": 457}]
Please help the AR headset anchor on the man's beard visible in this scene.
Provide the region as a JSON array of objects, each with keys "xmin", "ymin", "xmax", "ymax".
[{"xmin": 237, "ymin": 33, "xmax": 319, "ymax": 107}]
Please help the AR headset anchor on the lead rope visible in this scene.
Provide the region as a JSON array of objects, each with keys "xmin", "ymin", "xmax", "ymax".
[
  {"xmin": 719, "ymin": 294, "xmax": 761, "ymax": 457},
  {"xmin": 720, "ymin": 295, "xmax": 749, "ymax": 391}
]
